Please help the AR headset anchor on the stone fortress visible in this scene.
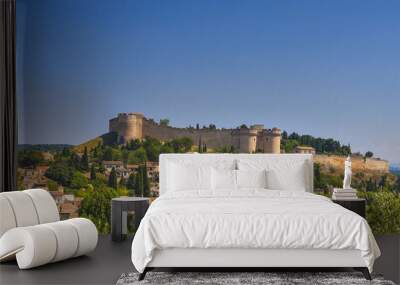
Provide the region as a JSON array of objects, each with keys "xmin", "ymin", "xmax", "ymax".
[{"xmin": 109, "ymin": 113, "xmax": 282, "ymax": 153}]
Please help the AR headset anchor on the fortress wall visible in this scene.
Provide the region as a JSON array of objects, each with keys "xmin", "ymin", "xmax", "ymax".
[
  {"xmin": 314, "ymin": 155, "xmax": 389, "ymax": 174},
  {"xmin": 142, "ymin": 119, "xmax": 233, "ymax": 149}
]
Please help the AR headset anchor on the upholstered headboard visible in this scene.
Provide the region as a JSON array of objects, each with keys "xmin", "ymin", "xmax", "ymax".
[{"xmin": 159, "ymin": 154, "xmax": 314, "ymax": 195}]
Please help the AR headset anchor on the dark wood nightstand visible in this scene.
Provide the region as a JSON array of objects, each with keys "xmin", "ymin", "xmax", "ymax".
[{"xmin": 332, "ymin": 198, "xmax": 366, "ymax": 218}]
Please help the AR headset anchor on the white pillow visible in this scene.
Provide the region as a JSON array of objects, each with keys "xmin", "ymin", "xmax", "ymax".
[
  {"xmin": 266, "ymin": 167, "xmax": 307, "ymax": 191},
  {"xmin": 236, "ymin": 169, "xmax": 267, "ymax": 189},
  {"xmin": 167, "ymin": 162, "xmax": 212, "ymax": 191},
  {"xmin": 212, "ymin": 168, "xmax": 237, "ymax": 190},
  {"xmin": 237, "ymin": 159, "xmax": 308, "ymax": 191}
]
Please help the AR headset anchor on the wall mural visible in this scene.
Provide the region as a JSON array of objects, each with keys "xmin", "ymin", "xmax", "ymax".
[
  {"xmin": 17, "ymin": 112, "xmax": 400, "ymax": 234},
  {"xmin": 16, "ymin": 0, "xmax": 400, "ymax": 234}
]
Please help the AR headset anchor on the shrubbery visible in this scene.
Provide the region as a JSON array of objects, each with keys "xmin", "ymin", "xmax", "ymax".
[
  {"xmin": 79, "ymin": 184, "xmax": 118, "ymax": 234},
  {"xmin": 359, "ymin": 190, "xmax": 400, "ymax": 234},
  {"xmin": 314, "ymin": 162, "xmax": 400, "ymax": 234}
]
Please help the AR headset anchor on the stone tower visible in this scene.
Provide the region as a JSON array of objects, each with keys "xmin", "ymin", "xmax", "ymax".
[
  {"xmin": 109, "ymin": 113, "xmax": 144, "ymax": 143},
  {"xmin": 231, "ymin": 127, "xmax": 259, "ymax": 153},
  {"xmin": 231, "ymin": 125, "xmax": 281, "ymax": 153},
  {"xmin": 258, "ymin": 128, "xmax": 281, "ymax": 154}
]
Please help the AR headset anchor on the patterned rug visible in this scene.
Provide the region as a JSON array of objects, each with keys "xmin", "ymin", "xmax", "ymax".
[{"xmin": 116, "ymin": 271, "xmax": 396, "ymax": 285}]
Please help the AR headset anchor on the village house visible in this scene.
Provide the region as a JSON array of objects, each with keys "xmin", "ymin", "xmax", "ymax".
[
  {"xmin": 294, "ymin": 145, "xmax": 316, "ymax": 155},
  {"xmin": 103, "ymin": 161, "xmax": 124, "ymax": 171}
]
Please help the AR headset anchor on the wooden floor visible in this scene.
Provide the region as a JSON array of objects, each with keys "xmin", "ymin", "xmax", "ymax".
[
  {"xmin": 0, "ymin": 235, "xmax": 134, "ymax": 285},
  {"xmin": 0, "ymin": 235, "xmax": 398, "ymax": 285}
]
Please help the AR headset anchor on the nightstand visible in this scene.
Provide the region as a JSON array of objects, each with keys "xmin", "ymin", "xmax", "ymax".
[
  {"xmin": 111, "ymin": 197, "xmax": 150, "ymax": 242},
  {"xmin": 332, "ymin": 198, "xmax": 366, "ymax": 218}
]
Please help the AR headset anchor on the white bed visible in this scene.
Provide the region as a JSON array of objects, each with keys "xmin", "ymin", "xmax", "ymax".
[{"xmin": 131, "ymin": 154, "xmax": 380, "ymax": 280}]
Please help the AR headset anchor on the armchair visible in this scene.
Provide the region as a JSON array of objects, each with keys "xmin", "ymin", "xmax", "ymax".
[{"xmin": 0, "ymin": 189, "xmax": 98, "ymax": 269}]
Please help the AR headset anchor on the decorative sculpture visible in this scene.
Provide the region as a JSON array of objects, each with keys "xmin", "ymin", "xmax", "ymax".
[{"xmin": 343, "ymin": 155, "xmax": 352, "ymax": 189}]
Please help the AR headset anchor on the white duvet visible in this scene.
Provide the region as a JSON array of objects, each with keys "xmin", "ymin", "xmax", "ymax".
[{"xmin": 131, "ymin": 190, "xmax": 380, "ymax": 273}]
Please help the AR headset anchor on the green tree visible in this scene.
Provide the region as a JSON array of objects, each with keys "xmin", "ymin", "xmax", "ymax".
[
  {"xmin": 70, "ymin": 171, "xmax": 89, "ymax": 189},
  {"xmin": 47, "ymin": 180, "xmax": 59, "ymax": 192},
  {"xmin": 284, "ymin": 139, "xmax": 299, "ymax": 153},
  {"xmin": 107, "ymin": 148, "xmax": 122, "ymax": 161},
  {"xmin": 98, "ymin": 161, "xmax": 105, "ymax": 173},
  {"xmin": 18, "ymin": 150, "xmax": 44, "ymax": 168},
  {"xmin": 198, "ymin": 137, "xmax": 202, "ymax": 153},
  {"xmin": 90, "ymin": 164, "xmax": 96, "ymax": 180},
  {"xmin": 103, "ymin": 147, "xmax": 113, "ymax": 161},
  {"xmin": 119, "ymin": 176, "xmax": 126, "ymax": 188},
  {"xmin": 143, "ymin": 137, "xmax": 162, "ymax": 161},
  {"xmin": 127, "ymin": 173, "xmax": 136, "ymax": 190},
  {"xmin": 366, "ymin": 178, "xmax": 377, "ymax": 192},
  {"xmin": 160, "ymin": 144, "xmax": 174, "ymax": 154},
  {"xmin": 378, "ymin": 175, "xmax": 389, "ymax": 189},
  {"xmin": 70, "ymin": 152, "xmax": 81, "ymax": 169},
  {"xmin": 365, "ymin": 151, "xmax": 374, "ymax": 158},
  {"xmin": 45, "ymin": 161, "xmax": 74, "ymax": 186},
  {"xmin": 108, "ymin": 167, "xmax": 118, "ymax": 189},
  {"xmin": 170, "ymin": 137, "xmax": 193, "ymax": 153},
  {"xmin": 127, "ymin": 139, "xmax": 142, "ymax": 151},
  {"xmin": 93, "ymin": 147, "xmax": 98, "ymax": 158},
  {"xmin": 135, "ymin": 169, "xmax": 144, "ymax": 197},
  {"xmin": 79, "ymin": 184, "xmax": 118, "ymax": 234},
  {"xmin": 81, "ymin": 147, "xmax": 89, "ymax": 171},
  {"xmin": 203, "ymin": 144, "xmax": 207, "ymax": 153},
  {"xmin": 128, "ymin": 147, "xmax": 148, "ymax": 164},
  {"xmin": 360, "ymin": 190, "xmax": 400, "ymax": 234},
  {"xmin": 62, "ymin": 147, "xmax": 71, "ymax": 157},
  {"xmin": 159, "ymin": 118, "xmax": 170, "ymax": 127},
  {"xmin": 142, "ymin": 164, "xmax": 151, "ymax": 197},
  {"xmin": 122, "ymin": 150, "xmax": 129, "ymax": 167}
]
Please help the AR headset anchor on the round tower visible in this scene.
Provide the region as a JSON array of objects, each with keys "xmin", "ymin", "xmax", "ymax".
[
  {"xmin": 232, "ymin": 128, "xmax": 258, "ymax": 153},
  {"xmin": 270, "ymin": 128, "xmax": 281, "ymax": 154},
  {"xmin": 109, "ymin": 113, "xmax": 144, "ymax": 143},
  {"xmin": 262, "ymin": 128, "xmax": 281, "ymax": 154}
]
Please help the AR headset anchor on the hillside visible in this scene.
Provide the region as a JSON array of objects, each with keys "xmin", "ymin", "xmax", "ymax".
[
  {"xmin": 17, "ymin": 144, "xmax": 72, "ymax": 152},
  {"xmin": 314, "ymin": 154, "xmax": 389, "ymax": 174},
  {"xmin": 73, "ymin": 132, "xmax": 118, "ymax": 153}
]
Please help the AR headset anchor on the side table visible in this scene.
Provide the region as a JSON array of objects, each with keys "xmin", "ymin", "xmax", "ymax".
[
  {"xmin": 332, "ymin": 198, "xmax": 366, "ymax": 218},
  {"xmin": 111, "ymin": 197, "xmax": 150, "ymax": 242}
]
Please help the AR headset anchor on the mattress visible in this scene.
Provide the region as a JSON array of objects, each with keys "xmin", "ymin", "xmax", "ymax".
[{"xmin": 131, "ymin": 190, "xmax": 380, "ymax": 273}]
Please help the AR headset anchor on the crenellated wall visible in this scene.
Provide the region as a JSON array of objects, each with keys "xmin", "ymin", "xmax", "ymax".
[{"xmin": 142, "ymin": 118, "xmax": 233, "ymax": 149}]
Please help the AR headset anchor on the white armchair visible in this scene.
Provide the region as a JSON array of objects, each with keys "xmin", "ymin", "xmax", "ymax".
[{"xmin": 0, "ymin": 189, "xmax": 98, "ymax": 269}]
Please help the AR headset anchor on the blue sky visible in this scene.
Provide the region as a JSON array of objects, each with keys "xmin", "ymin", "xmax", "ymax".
[{"xmin": 17, "ymin": 0, "xmax": 400, "ymax": 162}]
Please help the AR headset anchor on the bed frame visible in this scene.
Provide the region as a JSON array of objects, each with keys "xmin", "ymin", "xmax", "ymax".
[
  {"xmin": 139, "ymin": 248, "xmax": 371, "ymax": 280},
  {"xmin": 138, "ymin": 154, "xmax": 372, "ymax": 281}
]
